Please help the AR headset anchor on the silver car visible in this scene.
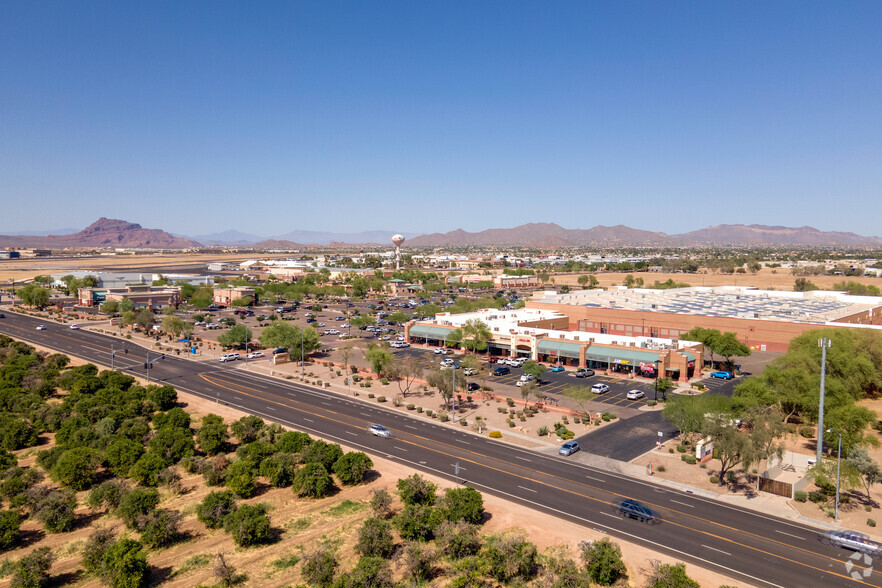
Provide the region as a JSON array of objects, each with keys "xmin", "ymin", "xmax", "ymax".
[
  {"xmin": 820, "ymin": 532, "xmax": 882, "ymax": 558},
  {"xmin": 368, "ymin": 424, "xmax": 392, "ymax": 438}
]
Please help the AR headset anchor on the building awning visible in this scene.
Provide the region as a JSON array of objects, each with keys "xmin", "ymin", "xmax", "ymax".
[
  {"xmin": 585, "ymin": 345, "xmax": 663, "ymax": 365},
  {"xmin": 537, "ymin": 339, "xmax": 583, "ymax": 359},
  {"xmin": 409, "ymin": 325, "xmax": 454, "ymax": 341},
  {"xmin": 681, "ymin": 349, "xmax": 696, "ymax": 361}
]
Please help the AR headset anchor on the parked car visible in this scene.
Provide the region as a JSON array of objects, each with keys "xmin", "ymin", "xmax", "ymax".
[
  {"xmin": 246, "ymin": 352, "xmax": 264, "ymax": 359},
  {"xmin": 626, "ymin": 389, "xmax": 645, "ymax": 400},
  {"xmin": 575, "ymin": 368, "xmax": 595, "ymax": 378},
  {"xmin": 219, "ymin": 353, "xmax": 240, "ymax": 363},
  {"xmin": 434, "ymin": 347, "xmax": 449, "ymax": 355},
  {"xmin": 618, "ymin": 499, "xmax": 655, "ymax": 522},
  {"xmin": 493, "ymin": 366, "xmax": 511, "ymax": 376},
  {"xmin": 487, "ymin": 356, "xmax": 499, "ymax": 364},
  {"xmin": 69, "ymin": 324, "xmax": 79, "ymax": 329},
  {"xmin": 551, "ymin": 365, "xmax": 565, "ymax": 372},
  {"xmin": 591, "ymin": 383, "xmax": 610, "ymax": 394},
  {"xmin": 368, "ymin": 424, "xmax": 392, "ymax": 438},
  {"xmin": 272, "ymin": 347, "xmax": 287, "ymax": 355},
  {"xmin": 559, "ymin": 441, "xmax": 580, "ymax": 456},
  {"xmin": 710, "ymin": 371, "xmax": 734, "ymax": 380},
  {"xmin": 463, "ymin": 368, "xmax": 477, "ymax": 376},
  {"xmin": 516, "ymin": 374, "xmax": 537, "ymax": 387},
  {"xmin": 509, "ymin": 358, "xmax": 527, "ymax": 368},
  {"xmin": 467, "ymin": 382, "xmax": 480, "ymax": 392},
  {"xmin": 36, "ymin": 325, "xmax": 46, "ymax": 330}
]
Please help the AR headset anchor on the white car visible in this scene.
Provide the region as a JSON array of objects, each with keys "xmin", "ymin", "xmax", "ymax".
[
  {"xmin": 434, "ymin": 347, "xmax": 450, "ymax": 355},
  {"xmin": 509, "ymin": 358, "xmax": 527, "ymax": 368},
  {"xmin": 516, "ymin": 374, "xmax": 537, "ymax": 387},
  {"xmin": 463, "ymin": 368, "xmax": 477, "ymax": 376},
  {"xmin": 591, "ymin": 383, "xmax": 610, "ymax": 394},
  {"xmin": 219, "ymin": 353, "xmax": 240, "ymax": 363},
  {"xmin": 69, "ymin": 324, "xmax": 79, "ymax": 330},
  {"xmin": 626, "ymin": 389, "xmax": 645, "ymax": 400},
  {"xmin": 246, "ymin": 352, "xmax": 264, "ymax": 359},
  {"xmin": 36, "ymin": 325, "xmax": 47, "ymax": 330},
  {"xmin": 368, "ymin": 424, "xmax": 392, "ymax": 438},
  {"xmin": 439, "ymin": 358, "xmax": 455, "ymax": 367}
]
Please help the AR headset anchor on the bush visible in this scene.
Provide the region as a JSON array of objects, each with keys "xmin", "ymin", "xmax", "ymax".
[
  {"xmin": 197, "ymin": 490, "xmax": 238, "ymax": 529},
  {"xmin": 82, "ymin": 534, "xmax": 148, "ymax": 588},
  {"xmin": 0, "ymin": 509, "xmax": 21, "ymax": 550},
  {"xmin": 129, "ymin": 451, "xmax": 169, "ymax": 486},
  {"xmin": 226, "ymin": 463, "xmax": 257, "ymax": 499},
  {"xmin": 397, "ymin": 474, "xmax": 437, "ymax": 506},
  {"xmin": 439, "ymin": 414, "xmax": 449, "ymax": 422},
  {"xmin": 260, "ymin": 453, "xmax": 298, "ymax": 488},
  {"xmin": 148, "ymin": 426, "xmax": 195, "ymax": 464},
  {"xmin": 231, "ymin": 415, "xmax": 266, "ymax": 444},
  {"xmin": 105, "ymin": 437, "xmax": 144, "ymax": 477},
  {"xmin": 117, "ymin": 487, "xmax": 160, "ymax": 530},
  {"xmin": 459, "ymin": 418, "xmax": 468, "ymax": 426},
  {"xmin": 484, "ymin": 533, "xmax": 539, "ymax": 583},
  {"xmin": 869, "ymin": 519, "xmax": 877, "ymax": 528},
  {"xmin": 275, "ymin": 430, "xmax": 312, "ymax": 453},
  {"xmin": 582, "ymin": 538, "xmax": 627, "ymax": 586},
  {"xmin": 676, "ymin": 445, "xmax": 687, "ymax": 453},
  {"xmin": 489, "ymin": 431, "xmax": 502, "ymax": 439},
  {"xmin": 33, "ymin": 488, "xmax": 76, "ymax": 533},
  {"xmin": 682, "ymin": 455, "xmax": 696, "ymax": 465},
  {"xmin": 657, "ymin": 465, "xmax": 666, "ymax": 472},
  {"xmin": 416, "ymin": 407, "xmax": 423, "ymax": 413},
  {"xmin": 395, "ymin": 504, "xmax": 442, "ymax": 542},
  {"xmin": 348, "ymin": 555, "xmax": 394, "ymax": 587},
  {"xmin": 333, "ymin": 452, "xmax": 373, "ymax": 486},
  {"xmin": 11, "ymin": 546, "xmax": 53, "ymax": 588},
  {"xmin": 293, "ymin": 463, "xmax": 334, "ymax": 498},
  {"xmin": 435, "ymin": 520, "xmax": 482, "ymax": 559},
  {"xmin": 794, "ymin": 491, "xmax": 807, "ymax": 502},
  {"xmin": 709, "ymin": 476, "xmax": 720, "ymax": 484},
  {"xmin": 140, "ymin": 509, "xmax": 183, "ymax": 548},
  {"xmin": 406, "ymin": 404, "xmax": 415, "ymax": 410},
  {"xmin": 368, "ymin": 393, "xmax": 375, "ymax": 398},
  {"xmin": 236, "ymin": 441, "xmax": 276, "ymax": 467},
  {"xmin": 51, "ymin": 447, "xmax": 101, "ymax": 491},
  {"xmin": 301, "ymin": 440, "xmax": 344, "ymax": 471},
  {"xmin": 647, "ymin": 400, "xmax": 657, "ymax": 406},
  {"xmin": 439, "ymin": 487, "xmax": 484, "ymax": 524},
  {"xmin": 302, "ymin": 546, "xmax": 338, "ymax": 587},
  {"xmin": 808, "ymin": 491, "xmax": 825, "ymax": 503},
  {"xmin": 799, "ymin": 426, "xmax": 815, "ymax": 439},
  {"xmin": 508, "ymin": 421, "xmax": 516, "ymax": 428},
  {"xmin": 537, "ymin": 426, "xmax": 549, "ymax": 436},
  {"xmin": 356, "ymin": 517, "xmax": 395, "ymax": 558},
  {"xmin": 645, "ymin": 561, "xmax": 699, "ymax": 588},
  {"xmin": 506, "ymin": 398, "xmax": 515, "ymax": 407},
  {"xmin": 87, "ymin": 479, "xmax": 129, "ymax": 511},
  {"xmin": 377, "ymin": 396, "xmax": 386, "ymax": 403},
  {"xmin": 223, "ymin": 503, "xmax": 272, "ymax": 547}
]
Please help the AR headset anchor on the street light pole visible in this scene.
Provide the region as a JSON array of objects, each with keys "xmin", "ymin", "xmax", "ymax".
[
  {"xmin": 826, "ymin": 428, "xmax": 842, "ymax": 524},
  {"xmin": 301, "ymin": 331, "xmax": 305, "ymax": 379},
  {"xmin": 817, "ymin": 338, "xmax": 831, "ymax": 463}
]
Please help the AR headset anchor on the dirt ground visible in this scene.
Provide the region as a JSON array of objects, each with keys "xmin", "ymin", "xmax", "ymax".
[{"xmin": 1, "ymin": 341, "xmax": 747, "ymax": 587}]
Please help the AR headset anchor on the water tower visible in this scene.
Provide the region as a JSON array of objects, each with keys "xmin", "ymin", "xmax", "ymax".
[{"xmin": 391, "ymin": 234, "xmax": 405, "ymax": 270}]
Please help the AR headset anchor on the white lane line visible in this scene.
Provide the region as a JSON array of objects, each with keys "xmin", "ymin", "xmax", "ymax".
[
  {"xmin": 234, "ymin": 396, "xmax": 242, "ymax": 400},
  {"xmin": 586, "ymin": 475, "xmax": 605, "ymax": 482},
  {"xmin": 517, "ymin": 485, "xmax": 537, "ymax": 493},
  {"xmin": 345, "ymin": 431, "xmax": 357, "ymax": 436},
  {"xmin": 600, "ymin": 512, "xmax": 620, "ymax": 520},
  {"xmin": 419, "ymin": 461, "xmax": 426, "ymax": 465},
  {"xmin": 456, "ymin": 439, "xmax": 470, "ymax": 445},
  {"xmin": 393, "ymin": 446, "xmax": 408, "ymax": 452},
  {"xmin": 265, "ymin": 406, "xmax": 276, "ymax": 411},
  {"xmin": 515, "ymin": 456, "xmax": 532, "ymax": 462},
  {"xmin": 303, "ymin": 418, "xmax": 314, "ymax": 423},
  {"xmin": 775, "ymin": 530, "xmax": 806, "ymax": 541},
  {"xmin": 670, "ymin": 500, "xmax": 694, "ymax": 508},
  {"xmin": 405, "ymin": 425, "xmax": 417, "ymax": 430},
  {"xmin": 360, "ymin": 412, "xmax": 373, "ymax": 418},
  {"xmin": 702, "ymin": 545, "xmax": 731, "ymax": 556},
  {"xmin": 321, "ymin": 401, "xmax": 331, "ymax": 406}
]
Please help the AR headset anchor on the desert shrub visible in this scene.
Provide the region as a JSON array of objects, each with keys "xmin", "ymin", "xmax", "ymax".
[
  {"xmin": 117, "ymin": 487, "xmax": 160, "ymax": 530},
  {"xmin": 129, "ymin": 451, "xmax": 169, "ymax": 486},
  {"xmin": 725, "ymin": 471, "xmax": 736, "ymax": 483},
  {"xmin": 356, "ymin": 517, "xmax": 395, "ymax": 558},
  {"xmin": 140, "ymin": 509, "xmax": 183, "ymax": 548},
  {"xmin": 483, "ymin": 532, "xmax": 539, "ymax": 583},
  {"xmin": 682, "ymin": 455, "xmax": 697, "ymax": 465},
  {"xmin": 799, "ymin": 426, "xmax": 814, "ymax": 438},
  {"xmin": 439, "ymin": 487, "xmax": 484, "ymax": 524},
  {"xmin": 83, "ymin": 534, "xmax": 149, "ymax": 588},
  {"xmin": 397, "ymin": 474, "xmax": 437, "ymax": 506},
  {"xmin": 435, "ymin": 520, "xmax": 482, "ymax": 559},
  {"xmin": 794, "ymin": 491, "xmax": 807, "ymax": 503},
  {"xmin": 369, "ymin": 488, "xmax": 394, "ymax": 519},
  {"xmin": 10, "ymin": 546, "xmax": 53, "ymax": 588},
  {"xmin": 402, "ymin": 540, "xmax": 436, "ymax": 582},
  {"xmin": 347, "ymin": 556, "xmax": 394, "ymax": 588},
  {"xmin": 869, "ymin": 519, "xmax": 877, "ymax": 527},
  {"xmin": 259, "ymin": 453, "xmax": 298, "ymax": 487},
  {"xmin": 489, "ymin": 431, "xmax": 502, "ymax": 438},
  {"xmin": 292, "ymin": 463, "xmax": 334, "ymax": 498},
  {"xmin": 0, "ymin": 509, "xmax": 21, "ymax": 551},
  {"xmin": 87, "ymin": 479, "xmax": 129, "ymax": 511},
  {"xmin": 676, "ymin": 445, "xmax": 687, "ymax": 453},
  {"xmin": 197, "ymin": 490, "xmax": 238, "ymax": 529},
  {"xmin": 657, "ymin": 465, "xmax": 666, "ymax": 472},
  {"xmin": 223, "ymin": 503, "xmax": 272, "ymax": 547},
  {"xmin": 32, "ymin": 488, "xmax": 76, "ymax": 533},
  {"xmin": 644, "ymin": 561, "xmax": 699, "ymax": 588},
  {"xmin": 225, "ymin": 460, "xmax": 257, "ymax": 499},
  {"xmin": 51, "ymin": 447, "xmax": 101, "ymax": 491},
  {"xmin": 808, "ymin": 491, "xmax": 825, "ymax": 503},
  {"xmin": 406, "ymin": 404, "xmax": 415, "ymax": 410},
  {"xmin": 201, "ymin": 455, "xmax": 230, "ymax": 486},
  {"xmin": 231, "ymin": 415, "xmax": 265, "ymax": 444},
  {"xmin": 506, "ymin": 398, "xmax": 515, "ymax": 407},
  {"xmin": 582, "ymin": 538, "xmax": 626, "ymax": 586},
  {"xmin": 709, "ymin": 476, "xmax": 720, "ymax": 484},
  {"xmin": 394, "ymin": 504, "xmax": 442, "ymax": 542},
  {"xmin": 301, "ymin": 546, "xmax": 338, "ymax": 587},
  {"xmin": 333, "ymin": 452, "xmax": 374, "ymax": 485},
  {"xmin": 275, "ymin": 431, "xmax": 312, "ymax": 453}
]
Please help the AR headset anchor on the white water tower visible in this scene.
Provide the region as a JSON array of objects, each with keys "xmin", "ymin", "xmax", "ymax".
[{"xmin": 391, "ymin": 234, "xmax": 405, "ymax": 270}]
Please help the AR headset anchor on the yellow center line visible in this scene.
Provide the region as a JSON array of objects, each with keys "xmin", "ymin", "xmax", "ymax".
[{"xmin": 199, "ymin": 373, "xmax": 874, "ymax": 581}]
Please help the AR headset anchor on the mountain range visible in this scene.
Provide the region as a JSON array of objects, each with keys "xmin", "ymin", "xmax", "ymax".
[{"xmin": 0, "ymin": 219, "xmax": 879, "ymax": 249}]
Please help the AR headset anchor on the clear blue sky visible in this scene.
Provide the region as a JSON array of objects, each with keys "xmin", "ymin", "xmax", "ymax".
[{"xmin": 2, "ymin": 2, "xmax": 880, "ymax": 238}]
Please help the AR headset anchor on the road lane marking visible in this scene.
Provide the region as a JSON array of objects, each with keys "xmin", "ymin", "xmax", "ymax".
[
  {"xmin": 586, "ymin": 475, "xmax": 606, "ymax": 482},
  {"xmin": 775, "ymin": 530, "xmax": 806, "ymax": 541},
  {"xmin": 405, "ymin": 425, "xmax": 417, "ymax": 430},
  {"xmin": 345, "ymin": 431, "xmax": 357, "ymax": 436},
  {"xmin": 303, "ymin": 418, "xmax": 314, "ymax": 423},
  {"xmin": 515, "ymin": 456, "xmax": 532, "ymax": 462},
  {"xmin": 517, "ymin": 485, "xmax": 537, "ymax": 493},
  {"xmin": 670, "ymin": 500, "xmax": 694, "ymax": 508},
  {"xmin": 360, "ymin": 412, "xmax": 372, "ymax": 417},
  {"xmin": 265, "ymin": 406, "xmax": 276, "ymax": 411},
  {"xmin": 393, "ymin": 446, "xmax": 408, "ymax": 452},
  {"xmin": 321, "ymin": 401, "xmax": 332, "ymax": 406},
  {"xmin": 702, "ymin": 545, "xmax": 732, "ymax": 556},
  {"xmin": 600, "ymin": 512, "xmax": 620, "ymax": 519}
]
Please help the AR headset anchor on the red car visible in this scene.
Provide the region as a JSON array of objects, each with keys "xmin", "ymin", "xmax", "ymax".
[{"xmin": 487, "ymin": 357, "xmax": 499, "ymax": 364}]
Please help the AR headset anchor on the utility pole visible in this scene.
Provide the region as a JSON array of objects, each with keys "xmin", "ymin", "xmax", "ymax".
[
  {"xmin": 111, "ymin": 344, "xmax": 115, "ymax": 370},
  {"xmin": 817, "ymin": 337, "xmax": 831, "ymax": 463}
]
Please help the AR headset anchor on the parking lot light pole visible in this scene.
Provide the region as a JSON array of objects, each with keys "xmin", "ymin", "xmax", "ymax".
[{"xmin": 654, "ymin": 359, "xmax": 661, "ymax": 401}]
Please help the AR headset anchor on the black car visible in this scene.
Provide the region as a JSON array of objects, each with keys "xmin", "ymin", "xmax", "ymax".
[
  {"xmin": 467, "ymin": 382, "xmax": 480, "ymax": 391},
  {"xmin": 619, "ymin": 499, "xmax": 655, "ymax": 523},
  {"xmin": 0, "ymin": 313, "xmax": 4, "ymax": 318},
  {"xmin": 493, "ymin": 366, "xmax": 511, "ymax": 376}
]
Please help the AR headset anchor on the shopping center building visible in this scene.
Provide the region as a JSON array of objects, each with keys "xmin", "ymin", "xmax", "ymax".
[
  {"xmin": 526, "ymin": 286, "xmax": 882, "ymax": 353},
  {"xmin": 405, "ymin": 307, "xmax": 703, "ymax": 382}
]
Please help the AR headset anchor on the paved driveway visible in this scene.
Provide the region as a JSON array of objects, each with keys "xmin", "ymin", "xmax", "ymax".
[{"xmin": 577, "ymin": 410, "xmax": 678, "ymax": 461}]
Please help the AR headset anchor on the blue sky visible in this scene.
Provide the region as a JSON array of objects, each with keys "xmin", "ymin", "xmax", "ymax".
[{"xmin": 2, "ymin": 2, "xmax": 881, "ymax": 238}]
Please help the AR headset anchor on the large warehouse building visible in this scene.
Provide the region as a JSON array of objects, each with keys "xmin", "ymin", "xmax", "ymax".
[{"xmin": 526, "ymin": 286, "xmax": 882, "ymax": 353}]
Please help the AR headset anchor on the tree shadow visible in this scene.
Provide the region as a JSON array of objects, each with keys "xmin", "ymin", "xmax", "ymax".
[
  {"xmin": 17, "ymin": 527, "xmax": 46, "ymax": 549},
  {"xmin": 48, "ymin": 569, "xmax": 85, "ymax": 587},
  {"xmin": 146, "ymin": 565, "xmax": 175, "ymax": 587},
  {"xmin": 74, "ymin": 510, "xmax": 106, "ymax": 531},
  {"xmin": 361, "ymin": 470, "xmax": 382, "ymax": 484}
]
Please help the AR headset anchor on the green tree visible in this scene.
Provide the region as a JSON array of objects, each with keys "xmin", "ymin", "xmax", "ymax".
[
  {"xmin": 197, "ymin": 490, "xmax": 238, "ymax": 529},
  {"xmin": 713, "ymin": 332, "xmax": 751, "ymax": 367},
  {"xmin": 460, "ymin": 319, "xmax": 492, "ymax": 352},
  {"xmin": 51, "ymin": 447, "xmax": 101, "ymax": 490},
  {"xmin": 275, "ymin": 430, "xmax": 312, "ymax": 453},
  {"xmin": 439, "ymin": 486, "xmax": 484, "ymax": 524},
  {"xmin": 364, "ymin": 342, "xmax": 394, "ymax": 376},
  {"xmin": 794, "ymin": 278, "xmax": 819, "ymax": 292},
  {"xmin": 435, "ymin": 520, "xmax": 482, "ymax": 559},
  {"xmin": 148, "ymin": 426, "xmax": 195, "ymax": 463},
  {"xmin": 99, "ymin": 538, "xmax": 149, "ymax": 588},
  {"xmin": 149, "ymin": 385, "xmax": 178, "ymax": 410},
  {"xmin": 483, "ymin": 532, "xmax": 539, "ymax": 583},
  {"xmin": 333, "ymin": 452, "xmax": 374, "ymax": 485},
  {"xmin": 225, "ymin": 460, "xmax": 257, "ymax": 498},
  {"xmin": 347, "ymin": 556, "xmax": 394, "ymax": 588},
  {"xmin": 217, "ymin": 324, "xmax": 252, "ymax": 349},
  {"xmin": 18, "ymin": 284, "xmax": 50, "ymax": 307},
  {"xmin": 117, "ymin": 487, "xmax": 160, "ymax": 529},
  {"xmin": 11, "ymin": 546, "xmax": 53, "ymax": 588},
  {"xmin": 301, "ymin": 440, "xmax": 343, "ymax": 470},
  {"xmin": 389, "ymin": 354, "xmax": 424, "ymax": 398},
  {"xmin": 301, "ymin": 546, "xmax": 338, "ymax": 587},
  {"xmin": 231, "ymin": 415, "xmax": 265, "ymax": 444},
  {"xmin": 129, "ymin": 451, "xmax": 168, "ymax": 486},
  {"xmin": 397, "ymin": 474, "xmax": 437, "ymax": 506},
  {"xmin": 846, "ymin": 446, "xmax": 882, "ymax": 502},
  {"xmin": 161, "ymin": 315, "xmax": 184, "ymax": 336},
  {"xmin": 680, "ymin": 327, "xmax": 721, "ymax": 370},
  {"xmin": 582, "ymin": 538, "xmax": 627, "ymax": 586},
  {"xmin": 645, "ymin": 561, "xmax": 699, "ymax": 588},
  {"xmin": 100, "ymin": 300, "xmax": 120, "ymax": 315},
  {"xmin": 292, "ymin": 463, "xmax": 334, "ymax": 498},
  {"xmin": 133, "ymin": 308, "xmax": 155, "ymax": 331},
  {"xmin": 223, "ymin": 503, "xmax": 272, "ymax": 547},
  {"xmin": 0, "ymin": 509, "xmax": 21, "ymax": 551},
  {"xmin": 118, "ymin": 298, "xmax": 135, "ymax": 313},
  {"xmin": 140, "ymin": 509, "xmax": 182, "ymax": 548},
  {"xmin": 197, "ymin": 414, "xmax": 229, "ymax": 455},
  {"xmin": 401, "ymin": 541, "xmax": 436, "ymax": 582},
  {"xmin": 522, "ymin": 360, "xmax": 546, "ymax": 381},
  {"xmin": 356, "ymin": 517, "xmax": 395, "ymax": 558},
  {"xmin": 33, "ymin": 489, "xmax": 77, "ymax": 533},
  {"xmin": 258, "ymin": 322, "xmax": 319, "ymax": 361},
  {"xmin": 394, "ymin": 504, "xmax": 442, "ymax": 541}
]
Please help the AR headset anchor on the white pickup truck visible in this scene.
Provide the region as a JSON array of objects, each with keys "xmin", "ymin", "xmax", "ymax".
[{"xmin": 820, "ymin": 531, "xmax": 882, "ymax": 558}]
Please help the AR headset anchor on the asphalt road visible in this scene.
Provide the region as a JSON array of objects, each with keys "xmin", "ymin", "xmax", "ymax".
[{"xmin": 0, "ymin": 309, "xmax": 877, "ymax": 588}]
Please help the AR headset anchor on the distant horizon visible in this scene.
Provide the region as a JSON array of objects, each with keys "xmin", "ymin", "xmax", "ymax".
[{"xmin": 2, "ymin": 3, "xmax": 880, "ymax": 236}]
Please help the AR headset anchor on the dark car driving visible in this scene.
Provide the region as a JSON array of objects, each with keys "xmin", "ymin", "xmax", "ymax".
[{"xmin": 619, "ymin": 499, "xmax": 656, "ymax": 523}]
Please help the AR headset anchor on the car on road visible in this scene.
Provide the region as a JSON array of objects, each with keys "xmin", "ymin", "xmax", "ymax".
[
  {"xmin": 36, "ymin": 325, "xmax": 46, "ymax": 330},
  {"xmin": 710, "ymin": 371, "xmax": 734, "ymax": 380},
  {"xmin": 820, "ymin": 531, "xmax": 882, "ymax": 558},
  {"xmin": 0, "ymin": 313, "xmax": 4, "ymax": 318},
  {"xmin": 575, "ymin": 368, "xmax": 595, "ymax": 378},
  {"xmin": 246, "ymin": 352, "xmax": 264, "ymax": 359},
  {"xmin": 219, "ymin": 353, "xmax": 240, "ymax": 362},
  {"xmin": 368, "ymin": 424, "xmax": 392, "ymax": 438},
  {"xmin": 591, "ymin": 383, "xmax": 610, "ymax": 394},
  {"xmin": 626, "ymin": 389, "xmax": 645, "ymax": 400},
  {"xmin": 467, "ymin": 382, "xmax": 480, "ymax": 392},
  {"xmin": 493, "ymin": 366, "xmax": 511, "ymax": 376},
  {"xmin": 462, "ymin": 368, "xmax": 477, "ymax": 376},
  {"xmin": 550, "ymin": 365, "xmax": 565, "ymax": 372},
  {"xmin": 69, "ymin": 324, "xmax": 79, "ymax": 329},
  {"xmin": 559, "ymin": 441, "xmax": 580, "ymax": 456},
  {"xmin": 618, "ymin": 499, "xmax": 656, "ymax": 522}
]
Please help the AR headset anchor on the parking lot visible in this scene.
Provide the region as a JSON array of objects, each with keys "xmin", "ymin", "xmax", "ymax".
[{"xmin": 393, "ymin": 346, "xmax": 659, "ymax": 409}]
